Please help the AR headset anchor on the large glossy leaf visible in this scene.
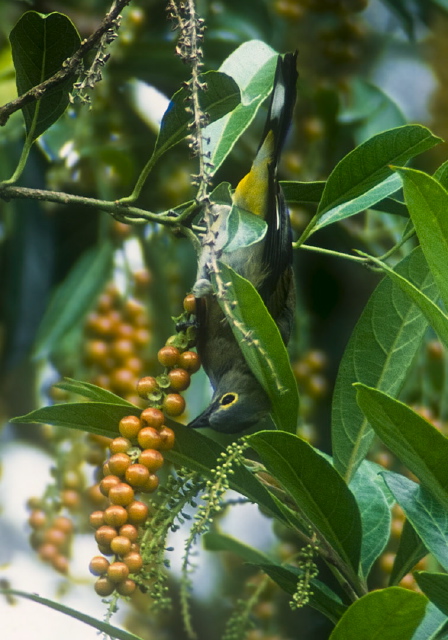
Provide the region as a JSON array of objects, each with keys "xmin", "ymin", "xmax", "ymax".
[
  {"xmin": 415, "ymin": 572, "xmax": 448, "ymax": 617},
  {"xmin": 11, "ymin": 402, "xmax": 141, "ymax": 438},
  {"xmin": 412, "ymin": 602, "xmax": 448, "ymax": 640},
  {"xmin": 10, "ymin": 11, "xmax": 81, "ymax": 140},
  {"xmin": 395, "ymin": 167, "xmax": 448, "ymax": 311},
  {"xmin": 332, "ymin": 247, "xmax": 438, "ymax": 481},
  {"xmin": 212, "ymin": 263, "xmax": 299, "ymax": 433},
  {"xmin": 390, "ymin": 519, "xmax": 427, "ymax": 586},
  {"xmin": 203, "ymin": 40, "xmax": 278, "ymax": 173},
  {"xmin": 299, "ymin": 125, "xmax": 441, "ymax": 242},
  {"xmin": 357, "ymin": 385, "xmax": 448, "ymax": 509},
  {"xmin": 203, "ymin": 533, "xmax": 347, "ymax": 623},
  {"xmin": 349, "ymin": 461, "xmax": 391, "ymax": 579},
  {"xmin": 248, "ymin": 431, "xmax": 362, "ymax": 573},
  {"xmin": 365, "ymin": 253, "xmax": 448, "ymax": 350},
  {"xmin": 33, "ymin": 242, "xmax": 114, "ymax": 359},
  {"xmin": 0, "ymin": 589, "xmax": 143, "ymax": 640},
  {"xmin": 54, "ymin": 378, "xmax": 138, "ymax": 406},
  {"xmin": 153, "ymin": 70, "xmax": 240, "ymax": 163},
  {"xmin": 223, "ymin": 205, "xmax": 267, "ymax": 252},
  {"xmin": 329, "ymin": 588, "xmax": 427, "ymax": 640},
  {"xmin": 383, "ymin": 472, "xmax": 448, "ymax": 572}
]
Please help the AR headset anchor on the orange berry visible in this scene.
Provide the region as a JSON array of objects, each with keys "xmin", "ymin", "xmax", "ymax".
[
  {"xmin": 53, "ymin": 516, "xmax": 74, "ymax": 534},
  {"xmin": 107, "ymin": 561, "xmax": 129, "ymax": 583},
  {"xmin": 178, "ymin": 350, "xmax": 200, "ymax": 373},
  {"xmin": 140, "ymin": 407, "xmax": 165, "ymax": 429},
  {"xmin": 118, "ymin": 415, "xmax": 142, "ymax": 440},
  {"xmin": 108, "ymin": 453, "xmax": 131, "ymax": 477},
  {"xmin": 116, "ymin": 323, "xmax": 134, "ymax": 340},
  {"xmin": 139, "ymin": 448, "xmax": 164, "ymax": 472},
  {"xmin": 137, "ymin": 376, "xmax": 159, "ymax": 398},
  {"xmin": 52, "ymin": 554, "xmax": 69, "ymax": 574},
  {"xmin": 126, "ymin": 501, "xmax": 149, "ymax": 525},
  {"xmin": 89, "ymin": 555, "xmax": 110, "ymax": 576},
  {"xmin": 109, "ymin": 483, "xmax": 135, "ymax": 506},
  {"xmin": 95, "ymin": 526, "xmax": 118, "ymax": 547},
  {"xmin": 116, "ymin": 578, "xmax": 136, "ymax": 596},
  {"xmin": 183, "ymin": 294, "xmax": 197, "ymax": 314},
  {"xmin": 158, "ymin": 426, "xmax": 175, "ymax": 451},
  {"xmin": 133, "ymin": 328, "xmax": 151, "ymax": 347},
  {"xmin": 125, "ymin": 463, "xmax": 150, "ymax": 488},
  {"xmin": 162, "ymin": 393, "xmax": 185, "ymax": 417},
  {"xmin": 119, "ymin": 524, "xmax": 139, "ymax": 542},
  {"xmin": 84, "ymin": 340, "xmax": 109, "ymax": 364},
  {"xmin": 43, "ymin": 528, "xmax": 66, "ymax": 547},
  {"xmin": 104, "ymin": 505, "xmax": 128, "ymax": 528},
  {"xmin": 137, "ymin": 426, "xmax": 162, "ymax": 450},
  {"xmin": 125, "ymin": 357, "xmax": 144, "ymax": 374},
  {"xmin": 109, "ymin": 437, "xmax": 132, "ymax": 454},
  {"xmin": 110, "ymin": 339, "xmax": 135, "ymax": 362},
  {"xmin": 95, "ymin": 576, "xmax": 115, "ymax": 596},
  {"xmin": 110, "ymin": 535, "xmax": 132, "ymax": 556},
  {"xmin": 158, "ymin": 346, "xmax": 180, "ymax": 368},
  {"xmin": 61, "ymin": 489, "xmax": 80, "ymax": 510},
  {"xmin": 168, "ymin": 368, "xmax": 191, "ymax": 392},
  {"xmin": 110, "ymin": 369, "xmax": 138, "ymax": 394},
  {"xmin": 123, "ymin": 552, "xmax": 143, "ymax": 573},
  {"xmin": 38, "ymin": 543, "xmax": 58, "ymax": 561},
  {"xmin": 28, "ymin": 510, "xmax": 47, "ymax": 529},
  {"xmin": 140, "ymin": 473, "xmax": 159, "ymax": 493},
  {"xmin": 90, "ymin": 510, "xmax": 105, "ymax": 529},
  {"xmin": 99, "ymin": 474, "xmax": 121, "ymax": 497}
]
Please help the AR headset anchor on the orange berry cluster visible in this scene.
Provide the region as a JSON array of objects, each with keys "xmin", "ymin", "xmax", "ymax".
[
  {"xmin": 84, "ymin": 280, "xmax": 153, "ymax": 405},
  {"xmin": 89, "ymin": 294, "xmax": 201, "ymax": 597},
  {"xmin": 27, "ymin": 499, "xmax": 74, "ymax": 575}
]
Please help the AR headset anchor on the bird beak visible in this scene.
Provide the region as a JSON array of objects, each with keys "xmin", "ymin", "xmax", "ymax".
[{"xmin": 187, "ymin": 408, "xmax": 212, "ymax": 429}]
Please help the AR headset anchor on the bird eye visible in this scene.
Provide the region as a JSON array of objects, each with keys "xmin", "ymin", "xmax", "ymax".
[{"xmin": 220, "ymin": 393, "xmax": 238, "ymax": 407}]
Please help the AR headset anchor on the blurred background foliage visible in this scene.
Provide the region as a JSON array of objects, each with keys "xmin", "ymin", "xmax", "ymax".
[{"xmin": 1, "ymin": 1, "xmax": 448, "ymax": 639}]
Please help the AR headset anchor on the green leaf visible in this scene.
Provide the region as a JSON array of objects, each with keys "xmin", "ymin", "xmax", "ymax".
[
  {"xmin": 365, "ymin": 253, "xmax": 448, "ymax": 351},
  {"xmin": 11, "ymin": 402, "xmax": 141, "ymax": 438},
  {"xmin": 332, "ymin": 247, "xmax": 439, "ymax": 481},
  {"xmin": 153, "ymin": 70, "xmax": 240, "ymax": 164},
  {"xmin": 212, "ymin": 263, "xmax": 299, "ymax": 433},
  {"xmin": 165, "ymin": 423, "xmax": 291, "ymax": 525},
  {"xmin": 433, "ymin": 159, "xmax": 448, "ymax": 188},
  {"xmin": 203, "ymin": 532, "xmax": 271, "ymax": 565},
  {"xmin": 339, "ymin": 78, "xmax": 406, "ymax": 143},
  {"xmin": 390, "ymin": 518, "xmax": 427, "ymax": 586},
  {"xmin": 383, "ymin": 472, "xmax": 448, "ymax": 572},
  {"xmin": 10, "ymin": 11, "xmax": 81, "ymax": 140},
  {"xmin": 258, "ymin": 563, "xmax": 347, "ymax": 624},
  {"xmin": 281, "ymin": 180, "xmax": 325, "ymax": 205},
  {"xmin": 0, "ymin": 589, "xmax": 144, "ymax": 640},
  {"xmin": 356, "ymin": 385, "xmax": 448, "ymax": 510},
  {"xmin": 223, "ymin": 205, "xmax": 267, "ymax": 252},
  {"xmin": 203, "ymin": 40, "xmax": 278, "ymax": 173},
  {"xmin": 349, "ymin": 461, "xmax": 391, "ymax": 579},
  {"xmin": 412, "ymin": 602, "xmax": 448, "ymax": 640},
  {"xmin": 33, "ymin": 242, "xmax": 114, "ymax": 359},
  {"xmin": 301, "ymin": 125, "xmax": 441, "ymax": 241},
  {"xmin": 248, "ymin": 431, "xmax": 362, "ymax": 573},
  {"xmin": 415, "ymin": 572, "xmax": 448, "ymax": 617},
  {"xmin": 54, "ymin": 378, "xmax": 138, "ymax": 406},
  {"xmin": 394, "ymin": 167, "xmax": 448, "ymax": 311},
  {"xmin": 203, "ymin": 533, "xmax": 346, "ymax": 623},
  {"xmin": 329, "ymin": 588, "xmax": 427, "ymax": 640}
]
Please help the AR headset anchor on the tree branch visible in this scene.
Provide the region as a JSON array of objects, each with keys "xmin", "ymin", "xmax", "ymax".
[{"xmin": 0, "ymin": 0, "xmax": 132, "ymax": 127}]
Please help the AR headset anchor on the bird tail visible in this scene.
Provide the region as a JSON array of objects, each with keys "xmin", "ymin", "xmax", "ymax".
[{"xmin": 233, "ymin": 52, "xmax": 298, "ymax": 219}]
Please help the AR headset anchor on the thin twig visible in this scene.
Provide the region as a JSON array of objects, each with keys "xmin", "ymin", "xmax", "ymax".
[{"xmin": 0, "ymin": 0, "xmax": 131, "ymax": 126}]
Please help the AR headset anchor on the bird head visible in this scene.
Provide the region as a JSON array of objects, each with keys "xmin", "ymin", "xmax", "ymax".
[{"xmin": 188, "ymin": 368, "xmax": 270, "ymax": 434}]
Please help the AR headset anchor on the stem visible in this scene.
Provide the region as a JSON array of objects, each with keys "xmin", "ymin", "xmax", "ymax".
[
  {"xmin": 0, "ymin": 183, "xmax": 182, "ymax": 226},
  {"xmin": 378, "ymin": 227, "xmax": 416, "ymax": 261},
  {"xmin": 297, "ymin": 243, "xmax": 369, "ymax": 265}
]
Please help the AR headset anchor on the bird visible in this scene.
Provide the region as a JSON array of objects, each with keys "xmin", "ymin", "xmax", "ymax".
[{"xmin": 188, "ymin": 51, "xmax": 298, "ymax": 434}]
